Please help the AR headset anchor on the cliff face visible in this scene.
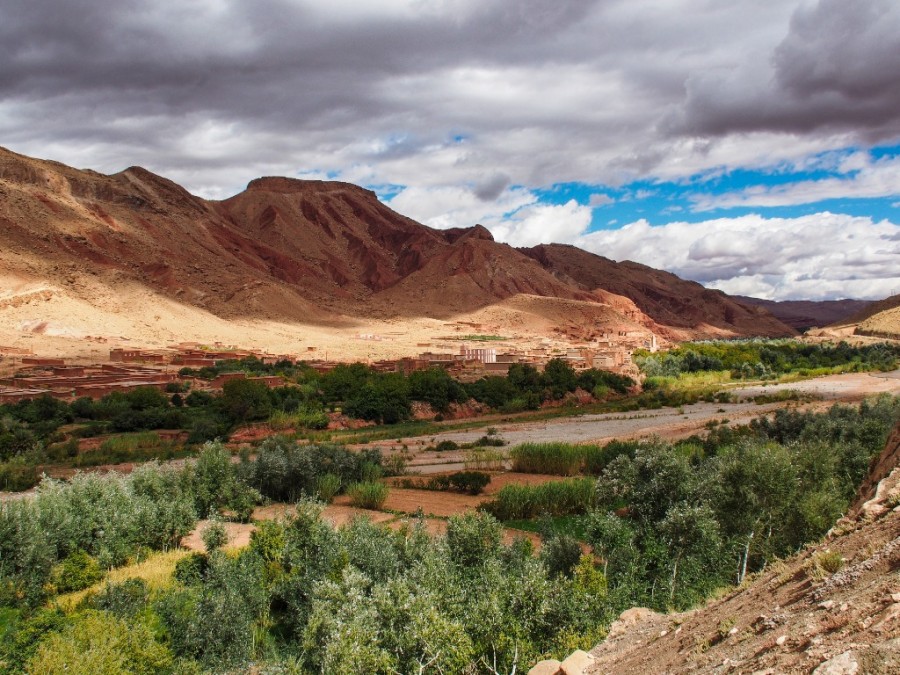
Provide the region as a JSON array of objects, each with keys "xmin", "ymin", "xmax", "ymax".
[{"xmin": 0, "ymin": 145, "xmax": 795, "ymax": 337}]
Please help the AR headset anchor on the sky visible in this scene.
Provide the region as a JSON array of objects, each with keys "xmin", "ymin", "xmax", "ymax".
[{"xmin": 1, "ymin": 0, "xmax": 899, "ymax": 301}]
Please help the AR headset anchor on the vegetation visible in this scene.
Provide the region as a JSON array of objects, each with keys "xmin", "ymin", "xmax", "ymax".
[
  {"xmin": 483, "ymin": 478, "xmax": 597, "ymax": 520},
  {"xmin": 635, "ymin": 339, "xmax": 900, "ymax": 381},
  {"xmin": 345, "ymin": 481, "xmax": 390, "ymax": 509},
  {"xmin": 397, "ymin": 471, "xmax": 492, "ymax": 495},
  {"xmin": 0, "ymin": 396, "xmax": 896, "ymax": 673},
  {"xmin": 510, "ymin": 440, "xmax": 639, "ymax": 477}
]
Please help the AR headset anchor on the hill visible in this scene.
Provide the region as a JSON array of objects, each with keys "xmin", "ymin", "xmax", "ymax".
[
  {"xmin": 845, "ymin": 295, "xmax": 900, "ymax": 339},
  {"xmin": 521, "ymin": 244, "xmax": 795, "ymax": 340},
  {"xmin": 735, "ymin": 296, "xmax": 871, "ymax": 332},
  {"xmin": 0, "ymin": 146, "xmax": 794, "ymax": 356},
  {"xmin": 583, "ymin": 421, "xmax": 900, "ymax": 674}
]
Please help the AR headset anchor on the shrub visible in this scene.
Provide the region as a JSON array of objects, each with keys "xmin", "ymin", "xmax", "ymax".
[
  {"xmin": 50, "ymin": 550, "xmax": 103, "ymax": 593},
  {"xmin": 315, "ymin": 473, "xmax": 342, "ymax": 503},
  {"xmin": 482, "ymin": 478, "xmax": 596, "ymax": 520},
  {"xmin": 805, "ymin": 550, "xmax": 844, "ymax": 582},
  {"xmin": 28, "ymin": 609, "xmax": 172, "ymax": 674},
  {"xmin": 510, "ymin": 442, "xmax": 584, "ymax": 475},
  {"xmin": 201, "ymin": 518, "xmax": 228, "ymax": 553},
  {"xmin": 90, "ymin": 578, "xmax": 149, "ymax": 619},
  {"xmin": 173, "ymin": 553, "xmax": 209, "ymax": 586},
  {"xmin": 447, "ymin": 471, "xmax": 491, "ymax": 495},
  {"xmin": 346, "ymin": 481, "xmax": 389, "ymax": 510},
  {"xmin": 541, "ymin": 534, "xmax": 583, "ymax": 578},
  {"xmin": 434, "ymin": 440, "xmax": 459, "ymax": 453}
]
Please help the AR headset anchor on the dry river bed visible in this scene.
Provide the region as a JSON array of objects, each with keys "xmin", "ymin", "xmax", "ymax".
[{"xmin": 367, "ymin": 370, "xmax": 900, "ymax": 474}]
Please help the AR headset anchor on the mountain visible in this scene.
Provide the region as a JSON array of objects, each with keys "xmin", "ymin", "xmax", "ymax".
[
  {"xmin": 521, "ymin": 244, "xmax": 794, "ymax": 339},
  {"xmin": 0, "ymin": 146, "xmax": 794, "ymax": 354},
  {"xmin": 735, "ymin": 296, "xmax": 872, "ymax": 332},
  {"xmin": 839, "ymin": 294, "xmax": 900, "ymax": 339}
]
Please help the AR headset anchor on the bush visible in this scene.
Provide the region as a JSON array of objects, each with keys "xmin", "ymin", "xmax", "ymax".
[
  {"xmin": 541, "ymin": 534, "xmax": 583, "ymax": 578},
  {"xmin": 90, "ymin": 578, "xmax": 149, "ymax": 619},
  {"xmin": 50, "ymin": 550, "xmax": 103, "ymax": 593},
  {"xmin": 434, "ymin": 440, "xmax": 459, "ymax": 453},
  {"xmin": 28, "ymin": 609, "xmax": 172, "ymax": 674},
  {"xmin": 201, "ymin": 518, "xmax": 228, "ymax": 553},
  {"xmin": 174, "ymin": 553, "xmax": 209, "ymax": 586},
  {"xmin": 510, "ymin": 442, "xmax": 584, "ymax": 475},
  {"xmin": 346, "ymin": 481, "xmax": 389, "ymax": 510},
  {"xmin": 483, "ymin": 478, "xmax": 596, "ymax": 520},
  {"xmin": 315, "ymin": 473, "xmax": 342, "ymax": 503},
  {"xmin": 422, "ymin": 471, "xmax": 491, "ymax": 495}
]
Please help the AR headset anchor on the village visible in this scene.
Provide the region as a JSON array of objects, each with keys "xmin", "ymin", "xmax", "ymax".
[{"xmin": 0, "ymin": 328, "xmax": 653, "ymax": 404}]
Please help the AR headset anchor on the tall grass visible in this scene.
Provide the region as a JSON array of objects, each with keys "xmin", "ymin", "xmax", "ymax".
[
  {"xmin": 482, "ymin": 478, "xmax": 596, "ymax": 520},
  {"xmin": 346, "ymin": 481, "xmax": 389, "ymax": 510},
  {"xmin": 464, "ymin": 448, "xmax": 506, "ymax": 471},
  {"xmin": 510, "ymin": 441, "xmax": 638, "ymax": 476},
  {"xmin": 70, "ymin": 432, "xmax": 182, "ymax": 467}
]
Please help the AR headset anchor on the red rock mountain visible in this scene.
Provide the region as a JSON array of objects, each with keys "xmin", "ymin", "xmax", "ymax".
[
  {"xmin": 734, "ymin": 296, "xmax": 872, "ymax": 332},
  {"xmin": 0, "ymin": 146, "xmax": 794, "ymax": 341},
  {"xmin": 521, "ymin": 244, "xmax": 794, "ymax": 338}
]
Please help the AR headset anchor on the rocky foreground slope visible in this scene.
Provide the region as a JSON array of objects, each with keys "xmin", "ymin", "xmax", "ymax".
[
  {"xmin": 0, "ymin": 146, "xmax": 793, "ymax": 347},
  {"xmin": 546, "ymin": 422, "xmax": 900, "ymax": 675}
]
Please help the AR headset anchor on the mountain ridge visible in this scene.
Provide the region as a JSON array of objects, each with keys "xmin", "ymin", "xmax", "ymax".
[{"xmin": 0, "ymin": 146, "xmax": 795, "ymax": 349}]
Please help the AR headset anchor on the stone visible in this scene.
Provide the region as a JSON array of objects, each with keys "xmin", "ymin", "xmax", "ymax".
[
  {"xmin": 528, "ymin": 659, "xmax": 563, "ymax": 675},
  {"xmin": 776, "ymin": 635, "xmax": 787, "ymax": 646},
  {"xmin": 812, "ymin": 650, "xmax": 859, "ymax": 675},
  {"xmin": 560, "ymin": 649, "xmax": 595, "ymax": 675},
  {"xmin": 606, "ymin": 607, "xmax": 658, "ymax": 639}
]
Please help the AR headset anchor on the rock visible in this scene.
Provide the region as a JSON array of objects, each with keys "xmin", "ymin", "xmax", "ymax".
[
  {"xmin": 818, "ymin": 600, "xmax": 836, "ymax": 610},
  {"xmin": 859, "ymin": 638, "xmax": 900, "ymax": 674},
  {"xmin": 871, "ymin": 601, "xmax": 900, "ymax": 632},
  {"xmin": 560, "ymin": 649, "xmax": 595, "ymax": 675},
  {"xmin": 812, "ymin": 651, "xmax": 859, "ymax": 675},
  {"xmin": 775, "ymin": 635, "xmax": 787, "ymax": 646},
  {"xmin": 528, "ymin": 659, "xmax": 562, "ymax": 675},
  {"xmin": 607, "ymin": 607, "xmax": 658, "ymax": 639}
]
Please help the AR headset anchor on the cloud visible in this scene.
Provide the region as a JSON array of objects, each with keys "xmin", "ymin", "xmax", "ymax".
[
  {"xmin": 691, "ymin": 154, "xmax": 900, "ymax": 210},
  {"xmin": 576, "ymin": 213, "xmax": 900, "ymax": 300},
  {"xmin": 488, "ymin": 200, "xmax": 593, "ymax": 248},
  {"xmin": 670, "ymin": 0, "xmax": 900, "ymax": 142},
  {"xmin": 589, "ymin": 193, "xmax": 615, "ymax": 207}
]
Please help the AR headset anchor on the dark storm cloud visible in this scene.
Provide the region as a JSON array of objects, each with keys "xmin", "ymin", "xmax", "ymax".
[
  {"xmin": 0, "ymin": 0, "xmax": 897, "ymax": 197},
  {"xmin": 473, "ymin": 173, "xmax": 511, "ymax": 201},
  {"xmin": 671, "ymin": 0, "xmax": 900, "ymax": 141}
]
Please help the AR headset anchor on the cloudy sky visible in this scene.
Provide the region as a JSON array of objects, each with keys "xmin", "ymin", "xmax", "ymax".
[{"xmin": 2, "ymin": 0, "xmax": 899, "ymax": 300}]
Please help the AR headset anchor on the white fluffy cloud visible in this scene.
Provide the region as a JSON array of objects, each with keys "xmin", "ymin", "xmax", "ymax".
[
  {"xmin": 577, "ymin": 213, "xmax": 900, "ymax": 300},
  {"xmin": 389, "ymin": 187, "xmax": 592, "ymax": 247},
  {"xmin": 692, "ymin": 155, "xmax": 900, "ymax": 210}
]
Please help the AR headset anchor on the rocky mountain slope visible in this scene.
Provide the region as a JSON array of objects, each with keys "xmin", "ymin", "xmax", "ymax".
[
  {"xmin": 521, "ymin": 244, "xmax": 794, "ymax": 340},
  {"xmin": 584, "ymin": 421, "xmax": 900, "ymax": 675},
  {"xmin": 0, "ymin": 146, "xmax": 794, "ymax": 350},
  {"xmin": 735, "ymin": 296, "xmax": 872, "ymax": 332},
  {"xmin": 843, "ymin": 295, "xmax": 900, "ymax": 339}
]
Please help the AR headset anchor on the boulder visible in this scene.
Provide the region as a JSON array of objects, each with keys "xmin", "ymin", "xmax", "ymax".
[
  {"xmin": 812, "ymin": 651, "xmax": 859, "ymax": 675},
  {"xmin": 528, "ymin": 659, "xmax": 562, "ymax": 675},
  {"xmin": 560, "ymin": 649, "xmax": 595, "ymax": 675}
]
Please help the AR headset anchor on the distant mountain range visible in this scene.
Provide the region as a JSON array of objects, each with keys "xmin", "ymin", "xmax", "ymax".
[
  {"xmin": 0, "ymin": 146, "xmax": 819, "ymax": 347},
  {"xmin": 734, "ymin": 297, "xmax": 872, "ymax": 332}
]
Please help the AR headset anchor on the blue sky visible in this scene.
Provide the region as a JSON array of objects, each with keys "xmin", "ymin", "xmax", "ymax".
[
  {"xmin": 1, "ymin": 0, "xmax": 898, "ymax": 300},
  {"xmin": 530, "ymin": 143, "xmax": 900, "ymax": 230}
]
